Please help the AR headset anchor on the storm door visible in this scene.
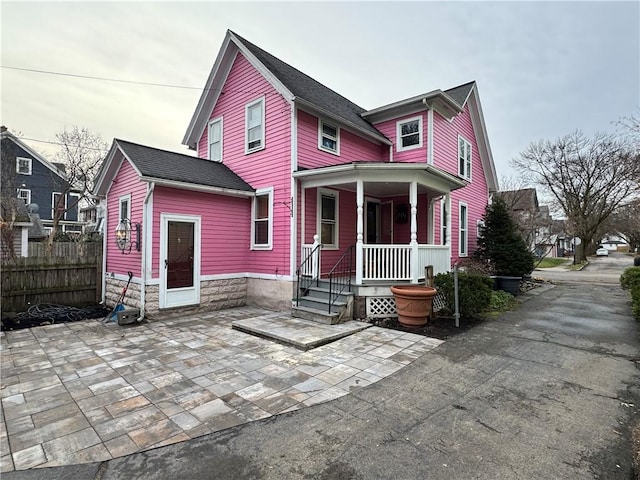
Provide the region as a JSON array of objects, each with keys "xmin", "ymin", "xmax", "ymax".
[{"xmin": 160, "ymin": 214, "xmax": 200, "ymax": 308}]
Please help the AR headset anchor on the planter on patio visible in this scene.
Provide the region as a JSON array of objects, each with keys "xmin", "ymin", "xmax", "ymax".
[{"xmin": 390, "ymin": 284, "xmax": 438, "ymax": 327}]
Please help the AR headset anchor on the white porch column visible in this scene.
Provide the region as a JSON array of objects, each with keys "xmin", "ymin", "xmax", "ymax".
[
  {"xmin": 427, "ymin": 197, "xmax": 435, "ymax": 244},
  {"xmin": 410, "ymin": 181, "xmax": 418, "ymax": 283},
  {"xmin": 355, "ymin": 179, "xmax": 364, "ymax": 285}
]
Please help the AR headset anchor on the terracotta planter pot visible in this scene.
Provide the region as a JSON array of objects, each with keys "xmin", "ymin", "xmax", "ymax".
[{"xmin": 390, "ymin": 285, "xmax": 438, "ymax": 327}]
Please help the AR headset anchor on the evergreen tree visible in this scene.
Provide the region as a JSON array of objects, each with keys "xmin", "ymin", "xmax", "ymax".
[{"xmin": 475, "ymin": 197, "xmax": 535, "ymax": 277}]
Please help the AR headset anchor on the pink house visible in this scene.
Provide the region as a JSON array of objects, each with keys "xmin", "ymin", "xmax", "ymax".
[{"xmin": 95, "ymin": 30, "xmax": 498, "ymax": 322}]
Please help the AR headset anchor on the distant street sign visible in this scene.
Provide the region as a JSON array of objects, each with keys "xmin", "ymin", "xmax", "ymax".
[{"xmin": 572, "ymin": 237, "xmax": 582, "ymax": 246}]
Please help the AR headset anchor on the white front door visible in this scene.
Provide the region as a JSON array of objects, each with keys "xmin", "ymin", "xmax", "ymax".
[{"xmin": 160, "ymin": 214, "xmax": 201, "ymax": 309}]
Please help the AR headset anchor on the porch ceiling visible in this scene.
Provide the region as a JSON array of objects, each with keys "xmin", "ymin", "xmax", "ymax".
[{"xmin": 293, "ymin": 162, "xmax": 467, "ymax": 197}]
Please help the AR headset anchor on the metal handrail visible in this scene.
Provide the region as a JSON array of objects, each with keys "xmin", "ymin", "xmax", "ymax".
[
  {"xmin": 327, "ymin": 245, "xmax": 354, "ymax": 313},
  {"xmin": 295, "ymin": 243, "xmax": 322, "ymax": 307}
]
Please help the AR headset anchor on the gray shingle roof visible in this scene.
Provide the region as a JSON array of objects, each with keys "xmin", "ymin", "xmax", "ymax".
[
  {"xmin": 444, "ymin": 81, "xmax": 475, "ymax": 107},
  {"xmin": 115, "ymin": 139, "xmax": 254, "ymax": 192},
  {"xmin": 232, "ymin": 31, "xmax": 386, "ymax": 140}
]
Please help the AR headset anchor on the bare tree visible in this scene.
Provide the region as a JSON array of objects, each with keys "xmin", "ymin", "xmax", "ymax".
[
  {"xmin": 511, "ymin": 131, "xmax": 640, "ymax": 262},
  {"xmin": 46, "ymin": 126, "xmax": 108, "ymax": 254},
  {"xmin": 608, "ymin": 199, "xmax": 640, "ymax": 253}
]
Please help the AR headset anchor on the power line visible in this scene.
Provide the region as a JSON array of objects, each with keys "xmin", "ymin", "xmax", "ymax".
[
  {"xmin": 1, "ymin": 65, "xmax": 281, "ymax": 96},
  {"xmin": 17, "ymin": 136, "xmax": 108, "ymax": 152}
]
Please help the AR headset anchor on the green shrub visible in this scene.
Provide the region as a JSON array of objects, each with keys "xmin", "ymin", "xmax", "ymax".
[
  {"xmin": 489, "ymin": 290, "xmax": 517, "ymax": 312},
  {"xmin": 620, "ymin": 267, "xmax": 640, "ymax": 320},
  {"xmin": 434, "ymin": 272, "xmax": 493, "ymax": 317},
  {"xmin": 620, "ymin": 267, "xmax": 640, "ymax": 290}
]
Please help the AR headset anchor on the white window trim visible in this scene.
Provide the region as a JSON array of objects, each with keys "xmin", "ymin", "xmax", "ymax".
[
  {"xmin": 251, "ymin": 187, "xmax": 273, "ymax": 250},
  {"xmin": 245, "ymin": 96, "xmax": 266, "ymax": 154},
  {"xmin": 52, "ymin": 192, "xmax": 67, "ymax": 220},
  {"xmin": 396, "ymin": 115, "xmax": 423, "ymax": 152},
  {"xmin": 440, "ymin": 198, "xmax": 447, "ymax": 246},
  {"xmin": 458, "ymin": 135, "xmax": 472, "ymax": 180},
  {"xmin": 318, "ymin": 119, "xmax": 340, "ymax": 155},
  {"xmin": 207, "ymin": 117, "xmax": 223, "ymax": 162},
  {"xmin": 16, "ymin": 157, "xmax": 32, "ymax": 175},
  {"xmin": 17, "ymin": 188, "xmax": 31, "ymax": 205},
  {"xmin": 459, "ymin": 202, "xmax": 468, "ymax": 257},
  {"xmin": 68, "ymin": 193, "xmax": 81, "ymax": 217},
  {"xmin": 119, "ymin": 194, "xmax": 131, "ymax": 221},
  {"xmin": 317, "ymin": 188, "xmax": 339, "ymax": 250}
]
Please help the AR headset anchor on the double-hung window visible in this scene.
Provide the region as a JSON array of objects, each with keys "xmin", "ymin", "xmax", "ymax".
[
  {"xmin": 17, "ymin": 189, "xmax": 31, "ymax": 205},
  {"xmin": 16, "ymin": 157, "xmax": 32, "ymax": 175},
  {"xmin": 245, "ymin": 97, "xmax": 265, "ymax": 153},
  {"xmin": 252, "ymin": 187, "xmax": 273, "ymax": 249},
  {"xmin": 459, "ymin": 202, "xmax": 468, "ymax": 257},
  {"xmin": 318, "ymin": 120, "xmax": 339, "ymax": 155},
  {"xmin": 396, "ymin": 116, "xmax": 423, "ymax": 152},
  {"xmin": 319, "ymin": 189, "xmax": 338, "ymax": 249},
  {"xmin": 52, "ymin": 192, "xmax": 67, "ymax": 220},
  {"xmin": 208, "ymin": 117, "xmax": 223, "ymax": 162},
  {"xmin": 458, "ymin": 136, "xmax": 472, "ymax": 180},
  {"xmin": 441, "ymin": 199, "xmax": 448, "ymax": 245}
]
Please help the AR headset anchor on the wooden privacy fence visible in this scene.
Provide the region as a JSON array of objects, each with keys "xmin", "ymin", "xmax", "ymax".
[
  {"xmin": 28, "ymin": 242, "xmax": 103, "ymax": 257},
  {"xmin": 1, "ymin": 256, "xmax": 103, "ymax": 313}
]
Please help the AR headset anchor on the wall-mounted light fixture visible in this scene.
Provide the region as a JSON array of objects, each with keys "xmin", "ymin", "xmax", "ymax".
[{"xmin": 114, "ymin": 218, "xmax": 141, "ymax": 254}]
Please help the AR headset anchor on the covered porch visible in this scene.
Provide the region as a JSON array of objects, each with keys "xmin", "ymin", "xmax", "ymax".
[{"xmin": 295, "ymin": 162, "xmax": 467, "ymax": 285}]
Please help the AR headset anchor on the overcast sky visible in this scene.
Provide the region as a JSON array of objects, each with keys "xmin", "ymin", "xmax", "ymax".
[{"xmin": 1, "ymin": 1, "xmax": 638, "ymax": 186}]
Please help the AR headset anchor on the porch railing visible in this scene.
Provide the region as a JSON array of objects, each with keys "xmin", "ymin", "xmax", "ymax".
[
  {"xmin": 327, "ymin": 245, "xmax": 354, "ymax": 313},
  {"xmin": 362, "ymin": 244, "xmax": 450, "ymax": 282},
  {"xmin": 296, "ymin": 236, "xmax": 321, "ymax": 306}
]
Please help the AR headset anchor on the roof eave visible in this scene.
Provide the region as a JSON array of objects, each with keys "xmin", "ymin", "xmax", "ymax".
[
  {"xmin": 362, "ymin": 90, "xmax": 463, "ymax": 123},
  {"xmin": 139, "ymin": 176, "xmax": 255, "ymax": 198},
  {"xmin": 295, "ymin": 97, "xmax": 392, "ymax": 146}
]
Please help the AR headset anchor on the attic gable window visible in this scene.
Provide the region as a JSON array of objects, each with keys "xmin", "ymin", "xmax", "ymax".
[
  {"xmin": 396, "ymin": 116, "xmax": 423, "ymax": 152},
  {"xmin": 17, "ymin": 189, "xmax": 31, "ymax": 205},
  {"xmin": 458, "ymin": 136, "xmax": 472, "ymax": 180},
  {"xmin": 318, "ymin": 120, "xmax": 340, "ymax": 155},
  {"xmin": 16, "ymin": 157, "xmax": 32, "ymax": 175},
  {"xmin": 208, "ymin": 117, "xmax": 223, "ymax": 162},
  {"xmin": 245, "ymin": 97, "xmax": 265, "ymax": 154}
]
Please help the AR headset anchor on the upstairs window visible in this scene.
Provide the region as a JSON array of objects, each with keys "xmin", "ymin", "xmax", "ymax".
[
  {"xmin": 318, "ymin": 189, "xmax": 338, "ymax": 249},
  {"xmin": 16, "ymin": 157, "xmax": 32, "ymax": 175},
  {"xmin": 17, "ymin": 189, "xmax": 31, "ymax": 205},
  {"xmin": 245, "ymin": 97, "xmax": 265, "ymax": 154},
  {"xmin": 458, "ymin": 136, "xmax": 472, "ymax": 180},
  {"xmin": 252, "ymin": 187, "xmax": 273, "ymax": 249},
  {"xmin": 119, "ymin": 195, "xmax": 131, "ymax": 221},
  {"xmin": 52, "ymin": 192, "xmax": 67, "ymax": 220},
  {"xmin": 208, "ymin": 117, "xmax": 223, "ymax": 162},
  {"xmin": 440, "ymin": 199, "xmax": 447, "ymax": 245},
  {"xmin": 318, "ymin": 120, "xmax": 340, "ymax": 155},
  {"xmin": 396, "ymin": 116, "xmax": 423, "ymax": 152}
]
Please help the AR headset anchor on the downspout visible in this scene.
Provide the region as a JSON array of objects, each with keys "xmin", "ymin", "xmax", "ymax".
[
  {"xmin": 423, "ymin": 98, "xmax": 434, "ymax": 165},
  {"xmin": 137, "ymin": 181, "xmax": 155, "ymax": 323},
  {"xmin": 389, "ymin": 144, "xmax": 394, "ymax": 163}
]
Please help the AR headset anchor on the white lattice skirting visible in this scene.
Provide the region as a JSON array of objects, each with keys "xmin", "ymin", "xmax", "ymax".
[{"xmin": 365, "ymin": 293, "xmax": 446, "ymax": 319}]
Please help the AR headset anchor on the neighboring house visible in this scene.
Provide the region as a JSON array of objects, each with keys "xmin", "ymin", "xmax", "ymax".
[
  {"xmin": 95, "ymin": 30, "xmax": 499, "ymax": 320},
  {"xmin": 600, "ymin": 235, "xmax": 629, "ymax": 252},
  {"xmin": 0, "ymin": 126, "xmax": 83, "ymax": 235},
  {"xmin": 0, "ymin": 197, "xmax": 32, "ymax": 258}
]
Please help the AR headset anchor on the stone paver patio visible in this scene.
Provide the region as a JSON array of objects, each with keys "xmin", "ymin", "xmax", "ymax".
[{"xmin": 0, "ymin": 306, "xmax": 443, "ymax": 472}]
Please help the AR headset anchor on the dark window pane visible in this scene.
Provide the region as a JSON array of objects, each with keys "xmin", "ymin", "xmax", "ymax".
[
  {"xmin": 402, "ymin": 134, "xmax": 419, "ymax": 147},
  {"xmin": 321, "ymin": 195, "xmax": 335, "ymax": 220},
  {"xmin": 321, "ymin": 223, "xmax": 334, "ymax": 244},
  {"xmin": 255, "ymin": 220, "xmax": 268, "ymax": 244},
  {"xmin": 256, "ymin": 195, "xmax": 269, "ymax": 219}
]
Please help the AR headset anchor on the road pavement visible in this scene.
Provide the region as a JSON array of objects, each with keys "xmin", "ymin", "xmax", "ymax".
[
  {"xmin": 534, "ymin": 252, "xmax": 635, "ymax": 285},
  {"xmin": 5, "ymin": 272, "xmax": 639, "ymax": 479}
]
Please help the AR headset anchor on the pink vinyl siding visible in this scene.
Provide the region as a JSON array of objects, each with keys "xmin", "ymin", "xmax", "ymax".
[
  {"xmin": 105, "ymin": 156, "xmax": 145, "ymax": 277},
  {"xmin": 196, "ymin": 52, "xmax": 291, "ymax": 275},
  {"xmin": 374, "ymin": 112, "xmax": 429, "ymax": 163},
  {"xmin": 151, "ymin": 186, "xmax": 251, "ymax": 278},
  {"xmin": 432, "ymin": 105, "xmax": 489, "ymax": 261},
  {"xmin": 297, "ymin": 110, "xmax": 385, "ymax": 169}
]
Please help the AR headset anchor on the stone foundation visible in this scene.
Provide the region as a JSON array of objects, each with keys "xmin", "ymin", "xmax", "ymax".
[{"xmin": 104, "ymin": 276, "xmax": 248, "ymax": 319}]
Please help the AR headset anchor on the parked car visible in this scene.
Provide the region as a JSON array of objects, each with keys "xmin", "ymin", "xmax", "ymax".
[{"xmin": 595, "ymin": 246, "xmax": 609, "ymax": 256}]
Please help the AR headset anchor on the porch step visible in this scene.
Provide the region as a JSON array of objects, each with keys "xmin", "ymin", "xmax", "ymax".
[
  {"xmin": 291, "ymin": 305, "xmax": 341, "ymax": 325},
  {"xmin": 305, "ymin": 286, "xmax": 354, "ymax": 302},
  {"xmin": 298, "ymin": 295, "xmax": 346, "ymax": 314}
]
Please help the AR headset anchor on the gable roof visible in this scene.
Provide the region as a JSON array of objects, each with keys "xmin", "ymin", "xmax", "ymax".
[
  {"xmin": 183, "ymin": 30, "xmax": 391, "ymax": 149},
  {"xmin": 95, "ymin": 139, "xmax": 254, "ymax": 197},
  {"xmin": 231, "ymin": 32, "xmax": 388, "ymax": 142},
  {"xmin": 497, "ymin": 188, "xmax": 539, "ymax": 211},
  {"xmin": 0, "ymin": 128, "xmax": 68, "ymax": 179},
  {"xmin": 444, "ymin": 81, "xmax": 475, "ymax": 107}
]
